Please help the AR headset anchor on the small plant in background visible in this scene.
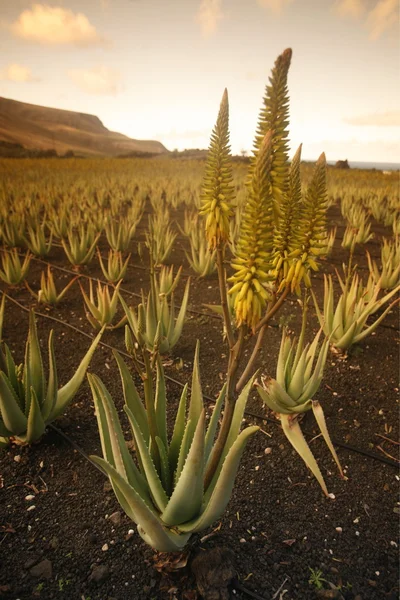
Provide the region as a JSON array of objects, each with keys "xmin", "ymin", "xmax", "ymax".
[
  {"xmin": 26, "ymin": 265, "xmax": 78, "ymax": 306},
  {"xmin": 97, "ymin": 248, "xmax": 131, "ymax": 284},
  {"xmin": 0, "ymin": 249, "xmax": 31, "ymax": 286},
  {"xmin": 146, "ymin": 212, "xmax": 177, "ymax": 265},
  {"xmin": 24, "ymin": 220, "xmax": 53, "ymax": 257},
  {"xmin": 80, "ymin": 279, "xmax": 127, "ymax": 330},
  {"xmin": 105, "ymin": 217, "xmax": 138, "ymax": 253},
  {"xmin": 120, "ymin": 261, "xmax": 190, "ymax": 355},
  {"xmin": 0, "ymin": 214, "xmax": 26, "ymax": 248},
  {"xmin": 367, "ymin": 237, "xmax": 400, "ymax": 290},
  {"xmin": 61, "ymin": 223, "xmax": 100, "ymax": 268},
  {"xmin": 312, "ymin": 271, "xmax": 400, "ymax": 352},
  {"xmin": 0, "ymin": 311, "xmax": 103, "ymax": 445}
]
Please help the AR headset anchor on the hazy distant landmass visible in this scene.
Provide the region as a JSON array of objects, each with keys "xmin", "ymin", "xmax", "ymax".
[
  {"xmin": 0, "ymin": 97, "xmax": 169, "ymax": 157},
  {"xmin": 327, "ymin": 160, "xmax": 400, "ymax": 171}
]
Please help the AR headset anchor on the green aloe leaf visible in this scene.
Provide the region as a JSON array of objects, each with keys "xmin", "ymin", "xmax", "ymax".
[
  {"xmin": 24, "ymin": 388, "xmax": 46, "ymax": 443},
  {"xmin": 53, "ymin": 328, "xmax": 103, "ymax": 419},
  {"xmin": 0, "ymin": 372, "xmax": 27, "ymax": 434},
  {"xmin": 124, "ymin": 405, "xmax": 168, "ymax": 513},
  {"xmin": 113, "ymin": 350, "xmax": 149, "ymax": 445},
  {"xmin": 27, "ymin": 311, "xmax": 45, "ymax": 407},
  {"xmin": 88, "ymin": 374, "xmax": 149, "ymax": 501},
  {"xmin": 178, "ymin": 425, "xmax": 259, "ymax": 533},
  {"xmin": 170, "ymin": 278, "xmax": 190, "ymax": 348},
  {"xmin": 312, "ymin": 401, "xmax": 343, "ymax": 478},
  {"xmin": 162, "ymin": 410, "xmax": 205, "ymax": 526},
  {"xmin": 91, "ymin": 456, "xmax": 189, "ymax": 552},
  {"xmin": 168, "ymin": 384, "xmax": 188, "ymax": 474},
  {"xmin": 155, "ymin": 359, "xmax": 168, "ymax": 451},
  {"xmin": 205, "ymin": 383, "xmax": 226, "ymax": 462},
  {"xmin": 280, "ymin": 413, "xmax": 329, "ymax": 496},
  {"xmin": 41, "ymin": 331, "xmax": 58, "ymax": 422}
]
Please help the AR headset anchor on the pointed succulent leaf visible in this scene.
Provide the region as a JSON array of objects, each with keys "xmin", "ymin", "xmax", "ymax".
[
  {"xmin": 312, "ymin": 401, "xmax": 343, "ymax": 478},
  {"xmin": 124, "ymin": 405, "xmax": 168, "ymax": 513},
  {"xmin": 91, "ymin": 456, "xmax": 189, "ymax": 552},
  {"xmin": 88, "ymin": 374, "xmax": 149, "ymax": 500},
  {"xmin": 113, "ymin": 350, "xmax": 149, "ymax": 445},
  {"xmin": 179, "ymin": 426, "xmax": 259, "ymax": 533},
  {"xmin": 53, "ymin": 328, "xmax": 103, "ymax": 419},
  {"xmin": 162, "ymin": 411, "xmax": 206, "ymax": 526},
  {"xmin": 280, "ymin": 414, "xmax": 329, "ymax": 496},
  {"xmin": 168, "ymin": 384, "xmax": 188, "ymax": 473},
  {"xmin": 0, "ymin": 372, "xmax": 27, "ymax": 434}
]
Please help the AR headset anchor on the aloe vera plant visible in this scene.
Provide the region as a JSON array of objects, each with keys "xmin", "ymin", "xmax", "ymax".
[
  {"xmin": 0, "ymin": 249, "xmax": 31, "ymax": 285},
  {"xmin": 312, "ymin": 272, "xmax": 400, "ymax": 351},
  {"xmin": 367, "ymin": 238, "xmax": 400, "ymax": 290},
  {"xmin": 24, "ymin": 221, "xmax": 53, "ymax": 257},
  {"xmin": 0, "ymin": 311, "xmax": 103, "ymax": 444},
  {"xmin": 256, "ymin": 304, "xmax": 343, "ymax": 495},
  {"xmin": 80, "ymin": 280, "xmax": 127, "ymax": 330},
  {"xmin": 61, "ymin": 224, "xmax": 100, "ymax": 268},
  {"xmin": 120, "ymin": 262, "xmax": 190, "ymax": 354},
  {"xmin": 26, "ymin": 266, "xmax": 78, "ymax": 305},
  {"xmin": 88, "ymin": 341, "xmax": 258, "ymax": 551},
  {"xmin": 105, "ymin": 218, "xmax": 138, "ymax": 253},
  {"xmin": 97, "ymin": 249, "xmax": 131, "ymax": 283}
]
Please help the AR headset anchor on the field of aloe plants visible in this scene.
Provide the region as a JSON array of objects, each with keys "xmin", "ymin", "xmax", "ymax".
[{"xmin": 0, "ymin": 49, "xmax": 399, "ymax": 600}]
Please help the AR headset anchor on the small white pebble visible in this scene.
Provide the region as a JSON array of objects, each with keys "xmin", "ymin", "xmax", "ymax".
[
  {"xmin": 27, "ymin": 505, "xmax": 36, "ymax": 512},
  {"xmin": 390, "ymin": 541, "xmax": 397, "ymax": 547},
  {"xmin": 239, "ymin": 538, "xmax": 246, "ymax": 543},
  {"xmin": 255, "ymin": 466, "xmax": 260, "ymax": 471},
  {"xmin": 355, "ymin": 531, "xmax": 360, "ymax": 536},
  {"xmin": 353, "ymin": 517, "xmax": 360, "ymax": 524},
  {"xmin": 14, "ymin": 455, "xmax": 21, "ymax": 463},
  {"xmin": 128, "ymin": 529, "xmax": 134, "ymax": 535},
  {"xmin": 335, "ymin": 527, "xmax": 342, "ymax": 533},
  {"xmin": 39, "ymin": 461, "xmax": 44, "ymax": 468},
  {"xmin": 27, "ymin": 525, "xmax": 32, "ymax": 532},
  {"xmin": 264, "ymin": 448, "xmax": 272, "ymax": 455},
  {"xmin": 102, "ymin": 544, "xmax": 109, "ymax": 551},
  {"xmin": 328, "ymin": 493, "xmax": 336, "ymax": 500},
  {"xmin": 25, "ymin": 495, "xmax": 35, "ymax": 501},
  {"xmin": 375, "ymin": 571, "xmax": 380, "ymax": 576}
]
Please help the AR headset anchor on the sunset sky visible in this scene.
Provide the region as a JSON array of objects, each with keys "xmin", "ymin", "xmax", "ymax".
[{"xmin": 0, "ymin": 0, "xmax": 399, "ymax": 163}]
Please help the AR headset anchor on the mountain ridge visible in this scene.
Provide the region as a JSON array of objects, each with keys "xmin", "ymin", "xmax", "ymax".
[{"xmin": 0, "ymin": 96, "xmax": 169, "ymax": 157}]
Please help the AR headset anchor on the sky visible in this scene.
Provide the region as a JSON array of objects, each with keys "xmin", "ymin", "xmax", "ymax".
[{"xmin": 0, "ymin": 0, "xmax": 399, "ymax": 163}]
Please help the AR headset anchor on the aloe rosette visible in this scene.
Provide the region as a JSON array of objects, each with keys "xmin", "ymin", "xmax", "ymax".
[
  {"xmin": 88, "ymin": 342, "xmax": 258, "ymax": 552},
  {"xmin": 312, "ymin": 273, "xmax": 400, "ymax": 351},
  {"xmin": 0, "ymin": 311, "xmax": 103, "ymax": 445},
  {"xmin": 257, "ymin": 322, "xmax": 343, "ymax": 495},
  {"xmin": 120, "ymin": 276, "xmax": 190, "ymax": 355}
]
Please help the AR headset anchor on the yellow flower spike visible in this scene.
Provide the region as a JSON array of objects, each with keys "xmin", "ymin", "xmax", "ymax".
[
  {"xmin": 230, "ymin": 132, "xmax": 275, "ymax": 329},
  {"xmin": 200, "ymin": 89, "xmax": 235, "ymax": 250}
]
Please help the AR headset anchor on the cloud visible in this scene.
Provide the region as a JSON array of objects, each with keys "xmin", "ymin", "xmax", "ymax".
[
  {"xmin": 196, "ymin": 0, "xmax": 223, "ymax": 36},
  {"xmin": 10, "ymin": 4, "xmax": 107, "ymax": 47},
  {"xmin": 333, "ymin": 0, "xmax": 365, "ymax": 18},
  {"xmin": 0, "ymin": 64, "xmax": 40, "ymax": 82},
  {"xmin": 68, "ymin": 65, "xmax": 121, "ymax": 95},
  {"xmin": 333, "ymin": 0, "xmax": 399, "ymax": 39},
  {"xmin": 257, "ymin": 0, "xmax": 295, "ymax": 13},
  {"xmin": 366, "ymin": 0, "xmax": 399, "ymax": 39},
  {"xmin": 344, "ymin": 110, "xmax": 400, "ymax": 126}
]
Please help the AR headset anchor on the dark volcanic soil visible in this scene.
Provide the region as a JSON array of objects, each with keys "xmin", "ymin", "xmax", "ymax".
[{"xmin": 0, "ymin": 203, "xmax": 399, "ymax": 600}]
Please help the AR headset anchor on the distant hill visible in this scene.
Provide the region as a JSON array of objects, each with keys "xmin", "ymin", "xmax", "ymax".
[{"xmin": 0, "ymin": 97, "xmax": 169, "ymax": 157}]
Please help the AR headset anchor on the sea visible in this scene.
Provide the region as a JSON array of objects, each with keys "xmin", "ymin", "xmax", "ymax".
[{"xmin": 327, "ymin": 160, "xmax": 399, "ymax": 171}]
